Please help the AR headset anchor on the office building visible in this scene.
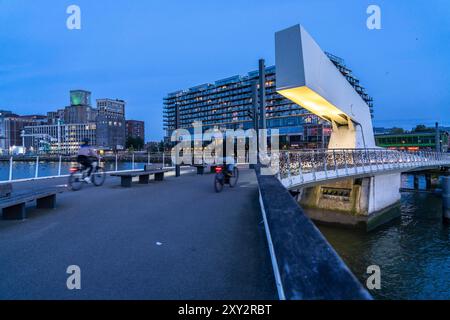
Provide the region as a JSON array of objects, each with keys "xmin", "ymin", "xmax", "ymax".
[
  {"xmin": 126, "ymin": 120, "xmax": 145, "ymax": 141},
  {"xmin": 24, "ymin": 123, "xmax": 97, "ymax": 155},
  {"xmin": 39, "ymin": 92, "xmax": 127, "ymax": 152},
  {"xmin": 375, "ymin": 131, "xmax": 449, "ymax": 152},
  {"xmin": 0, "ymin": 110, "xmax": 15, "ymax": 153},
  {"xmin": 0, "ymin": 112, "xmax": 47, "ymax": 153},
  {"xmin": 96, "ymin": 99, "xmax": 126, "ymax": 150},
  {"xmin": 325, "ymin": 53, "xmax": 374, "ymax": 117},
  {"xmin": 163, "ymin": 55, "xmax": 373, "ymax": 149}
]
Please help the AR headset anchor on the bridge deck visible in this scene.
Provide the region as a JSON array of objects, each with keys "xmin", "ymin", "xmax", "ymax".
[{"xmin": 0, "ymin": 168, "xmax": 276, "ymax": 299}]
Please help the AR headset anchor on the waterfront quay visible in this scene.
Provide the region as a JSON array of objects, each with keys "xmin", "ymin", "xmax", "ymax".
[{"xmin": 0, "ymin": 168, "xmax": 277, "ymax": 299}]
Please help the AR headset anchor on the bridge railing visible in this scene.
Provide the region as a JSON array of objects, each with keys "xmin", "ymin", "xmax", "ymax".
[
  {"xmin": 278, "ymin": 149, "xmax": 450, "ymax": 182},
  {"xmin": 0, "ymin": 152, "xmax": 173, "ymax": 183}
]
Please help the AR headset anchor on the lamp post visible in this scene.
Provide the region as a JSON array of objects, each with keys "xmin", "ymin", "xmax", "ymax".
[{"xmin": 175, "ymin": 103, "xmax": 181, "ymax": 177}]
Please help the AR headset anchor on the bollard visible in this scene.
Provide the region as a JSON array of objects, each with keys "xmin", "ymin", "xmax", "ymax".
[
  {"xmin": 9, "ymin": 156, "xmax": 13, "ymax": 181},
  {"xmin": 35, "ymin": 156, "xmax": 39, "ymax": 179},
  {"xmin": 58, "ymin": 155, "xmax": 62, "ymax": 176},
  {"xmin": 443, "ymin": 176, "xmax": 450, "ymax": 223}
]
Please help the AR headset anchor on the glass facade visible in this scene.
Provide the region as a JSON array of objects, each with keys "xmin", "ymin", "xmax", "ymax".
[
  {"xmin": 163, "ymin": 66, "xmax": 331, "ymax": 149},
  {"xmin": 164, "ymin": 57, "xmax": 374, "ymax": 149},
  {"xmin": 375, "ymin": 132, "xmax": 449, "ymax": 152}
]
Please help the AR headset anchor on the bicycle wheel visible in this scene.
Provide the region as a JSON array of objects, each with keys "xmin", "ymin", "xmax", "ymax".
[
  {"xmin": 214, "ymin": 175, "xmax": 224, "ymax": 193},
  {"xmin": 69, "ymin": 172, "xmax": 84, "ymax": 191},
  {"xmin": 229, "ymin": 167, "xmax": 239, "ymax": 188},
  {"xmin": 92, "ymin": 167, "xmax": 106, "ymax": 186}
]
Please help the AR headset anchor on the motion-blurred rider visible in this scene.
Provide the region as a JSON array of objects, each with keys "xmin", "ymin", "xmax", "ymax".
[{"xmin": 77, "ymin": 138, "xmax": 99, "ymax": 183}]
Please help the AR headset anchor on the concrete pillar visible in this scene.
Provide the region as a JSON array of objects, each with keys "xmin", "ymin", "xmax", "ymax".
[
  {"xmin": 443, "ymin": 176, "xmax": 450, "ymax": 223},
  {"xmin": 435, "ymin": 122, "xmax": 441, "ymax": 152},
  {"xmin": 258, "ymin": 59, "xmax": 266, "ymax": 130},
  {"xmin": 413, "ymin": 175, "xmax": 420, "ymax": 190}
]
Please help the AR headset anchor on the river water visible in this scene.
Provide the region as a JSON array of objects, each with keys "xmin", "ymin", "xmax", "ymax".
[{"xmin": 317, "ymin": 175, "xmax": 450, "ymax": 300}]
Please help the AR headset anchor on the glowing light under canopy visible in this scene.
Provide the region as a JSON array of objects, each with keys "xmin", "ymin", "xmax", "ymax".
[{"xmin": 278, "ymin": 86, "xmax": 350, "ymax": 125}]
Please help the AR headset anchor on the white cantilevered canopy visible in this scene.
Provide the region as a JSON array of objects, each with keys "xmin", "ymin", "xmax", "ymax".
[{"xmin": 275, "ymin": 24, "xmax": 375, "ymax": 149}]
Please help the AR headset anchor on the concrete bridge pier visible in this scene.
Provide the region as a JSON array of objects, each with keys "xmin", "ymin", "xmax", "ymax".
[
  {"xmin": 414, "ymin": 175, "xmax": 420, "ymax": 190},
  {"xmin": 425, "ymin": 174, "xmax": 432, "ymax": 190},
  {"xmin": 443, "ymin": 176, "xmax": 450, "ymax": 223},
  {"xmin": 299, "ymin": 172, "xmax": 402, "ymax": 230}
]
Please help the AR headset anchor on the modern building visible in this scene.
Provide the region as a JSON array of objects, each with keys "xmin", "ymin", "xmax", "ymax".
[
  {"xmin": 375, "ymin": 131, "xmax": 449, "ymax": 152},
  {"xmin": 325, "ymin": 53, "xmax": 374, "ymax": 117},
  {"xmin": 163, "ymin": 55, "xmax": 373, "ymax": 149},
  {"xmin": 24, "ymin": 123, "xmax": 97, "ymax": 155},
  {"xmin": 33, "ymin": 92, "xmax": 128, "ymax": 153},
  {"xmin": 96, "ymin": 99, "xmax": 126, "ymax": 150},
  {"xmin": 0, "ymin": 112, "xmax": 47, "ymax": 153},
  {"xmin": 0, "ymin": 110, "xmax": 14, "ymax": 152},
  {"xmin": 126, "ymin": 120, "xmax": 145, "ymax": 141}
]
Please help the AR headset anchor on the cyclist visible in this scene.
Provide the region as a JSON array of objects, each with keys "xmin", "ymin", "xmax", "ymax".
[
  {"xmin": 77, "ymin": 138, "xmax": 99, "ymax": 183},
  {"xmin": 224, "ymin": 156, "xmax": 235, "ymax": 177}
]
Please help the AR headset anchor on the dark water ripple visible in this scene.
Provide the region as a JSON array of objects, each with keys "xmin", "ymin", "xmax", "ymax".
[{"xmin": 318, "ymin": 175, "xmax": 450, "ymax": 300}]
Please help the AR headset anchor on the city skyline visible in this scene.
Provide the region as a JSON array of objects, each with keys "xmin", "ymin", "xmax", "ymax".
[{"xmin": 0, "ymin": 0, "xmax": 449, "ymax": 140}]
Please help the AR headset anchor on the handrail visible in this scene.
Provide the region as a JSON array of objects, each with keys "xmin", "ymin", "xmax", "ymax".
[
  {"xmin": 277, "ymin": 149, "xmax": 450, "ymax": 187},
  {"xmin": 0, "ymin": 152, "xmax": 173, "ymax": 183},
  {"xmin": 256, "ymin": 166, "xmax": 372, "ymax": 300}
]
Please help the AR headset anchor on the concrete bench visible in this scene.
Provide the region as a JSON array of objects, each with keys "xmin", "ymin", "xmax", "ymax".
[
  {"xmin": 110, "ymin": 169, "xmax": 171, "ymax": 188},
  {"xmin": 191, "ymin": 164, "xmax": 208, "ymax": 175},
  {"xmin": 0, "ymin": 185, "xmax": 63, "ymax": 220}
]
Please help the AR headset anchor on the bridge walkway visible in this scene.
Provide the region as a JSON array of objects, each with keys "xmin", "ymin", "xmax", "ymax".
[{"xmin": 0, "ymin": 168, "xmax": 276, "ymax": 299}]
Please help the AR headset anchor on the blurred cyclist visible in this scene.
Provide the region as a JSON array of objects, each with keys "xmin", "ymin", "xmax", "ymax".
[{"xmin": 77, "ymin": 138, "xmax": 98, "ymax": 183}]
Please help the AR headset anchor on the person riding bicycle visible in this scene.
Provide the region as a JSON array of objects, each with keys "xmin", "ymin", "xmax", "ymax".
[
  {"xmin": 224, "ymin": 156, "xmax": 235, "ymax": 177},
  {"xmin": 77, "ymin": 138, "xmax": 99, "ymax": 183}
]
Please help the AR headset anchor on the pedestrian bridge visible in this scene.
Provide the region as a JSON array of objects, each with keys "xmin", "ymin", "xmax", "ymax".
[{"xmin": 277, "ymin": 149, "xmax": 450, "ymax": 190}]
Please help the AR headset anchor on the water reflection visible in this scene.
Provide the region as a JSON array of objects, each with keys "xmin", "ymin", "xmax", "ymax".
[{"xmin": 318, "ymin": 175, "xmax": 450, "ymax": 300}]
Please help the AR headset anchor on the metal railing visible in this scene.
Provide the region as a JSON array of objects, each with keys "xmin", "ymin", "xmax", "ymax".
[
  {"xmin": 278, "ymin": 149, "xmax": 450, "ymax": 188},
  {"xmin": 0, "ymin": 152, "xmax": 173, "ymax": 183}
]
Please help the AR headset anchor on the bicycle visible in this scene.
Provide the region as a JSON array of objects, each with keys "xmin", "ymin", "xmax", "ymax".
[
  {"xmin": 68, "ymin": 160, "xmax": 106, "ymax": 191},
  {"xmin": 214, "ymin": 165, "xmax": 239, "ymax": 193}
]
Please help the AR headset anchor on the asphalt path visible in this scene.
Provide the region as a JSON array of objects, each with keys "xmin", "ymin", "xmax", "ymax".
[{"xmin": 0, "ymin": 168, "xmax": 276, "ymax": 300}]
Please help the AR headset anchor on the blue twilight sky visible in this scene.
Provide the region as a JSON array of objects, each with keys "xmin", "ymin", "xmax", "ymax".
[{"xmin": 0, "ymin": 0, "xmax": 449, "ymax": 141}]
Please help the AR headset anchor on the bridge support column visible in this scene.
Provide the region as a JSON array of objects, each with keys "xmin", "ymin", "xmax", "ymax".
[
  {"xmin": 299, "ymin": 173, "xmax": 401, "ymax": 231},
  {"xmin": 443, "ymin": 176, "xmax": 450, "ymax": 223},
  {"xmin": 366, "ymin": 173, "xmax": 402, "ymax": 229},
  {"xmin": 425, "ymin": 174, "xmax": 432, "ymax": 191},
  {"xmin": 413, "ymin": 175, "xmax": 420, "ymax": 190}
]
